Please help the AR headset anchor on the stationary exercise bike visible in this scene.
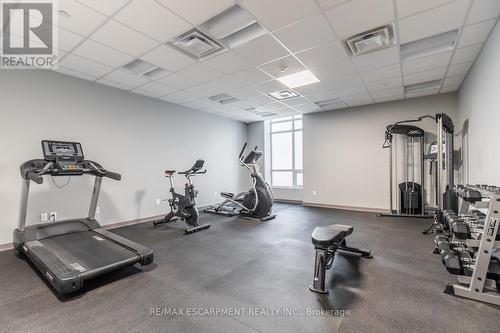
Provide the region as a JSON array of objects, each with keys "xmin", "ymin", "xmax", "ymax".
[
  {"xmin": 153, "ymin": 159, "xmax": 211, "ymax": 234},
  {"xmin": 203, "ymin": 143, "xmax": 276, "ymax": 221}
]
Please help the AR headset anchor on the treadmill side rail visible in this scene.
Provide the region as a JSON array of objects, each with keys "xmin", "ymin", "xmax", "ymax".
[{"xmin": 94, "ymin": 228, "xmax": 154, "ymax": 265}]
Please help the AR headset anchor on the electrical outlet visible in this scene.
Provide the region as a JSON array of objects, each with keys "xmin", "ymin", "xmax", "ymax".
[
  {"xmin": 95, "ymin": 206, "xmax": 100, "ymax": 214},
  {"xmin": 214, "ymin": 192, "xmax": 218, "ymax": 197},
  {"xmin": 155, "ymin": 198, "xmax": 161, "ymax": 205},
  {"xmin": 49, "ymin": 211, "xmax": 57, "ymax": 222},
  {"xmin": 312, "ymin": 190, "xmax": 317, "ymax": 196},
  {"xmin": 41, "ymin": 213, "xmax": 48, "ymax": 222}
]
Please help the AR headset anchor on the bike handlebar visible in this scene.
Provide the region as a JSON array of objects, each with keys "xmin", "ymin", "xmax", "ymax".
[{"xmin": 238, "ymin": 143, "xmax": 248, "ymax": 159}]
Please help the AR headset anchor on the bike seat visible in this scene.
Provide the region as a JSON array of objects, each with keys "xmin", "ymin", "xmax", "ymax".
[
  {"xmin": 312, "ymin": 224, "xmax": 353, "ymax": 247},
  {"xmin": 165, "ymin": 170, "xmax": 176, "ymax": 176},
  {"xmin": 221, "ymin": 192, "xmax": 234, "ymax": 199}
]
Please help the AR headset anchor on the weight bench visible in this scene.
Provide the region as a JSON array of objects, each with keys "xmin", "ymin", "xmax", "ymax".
[{"xmin": 309, "ymin": 224, "xmax": 372, "ymax": 294}]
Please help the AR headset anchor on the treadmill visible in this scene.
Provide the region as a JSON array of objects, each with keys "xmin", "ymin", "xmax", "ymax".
[{"xmin": 13, "ymin": 140, "xmax": 154, "ymax": 294}]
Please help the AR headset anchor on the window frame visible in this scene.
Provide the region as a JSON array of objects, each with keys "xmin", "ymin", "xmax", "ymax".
[{"xmin": 270, "ymin": 115, "xmax": 303, "ymax": 189}]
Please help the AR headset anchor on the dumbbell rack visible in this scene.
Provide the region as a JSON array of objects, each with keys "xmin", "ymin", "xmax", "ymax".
[{"xmin": 445, "ymin": 190, "xmax": 500, "ymax": 305}]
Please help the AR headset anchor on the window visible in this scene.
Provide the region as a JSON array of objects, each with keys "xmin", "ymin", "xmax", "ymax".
[{"xmin": 269, "ymin": 115, "xmax": 303, "ymax": 188}]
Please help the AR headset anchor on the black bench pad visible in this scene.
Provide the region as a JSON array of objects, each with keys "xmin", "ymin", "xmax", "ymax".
[
  {"xmin": 312, "ymin": 224, "xmax": 353, "ymax": 246},
  {"xmin": 221, "ymin": 192, "xmax": 234, "ymax": 199}
]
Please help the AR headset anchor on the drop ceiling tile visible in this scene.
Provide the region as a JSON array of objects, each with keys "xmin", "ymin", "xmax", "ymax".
[
  {"xmin": 141, "ymin": 45, "xmax": 196, "ymax": 72},
  {"xmin": 360, "ymin": 64, "xmax": 401, "ymax": 83},
  {"xmin": 310, "ymin": 59, "xmax": 357, "ymax": 80},
  {"xmin": 273, "ymin": 14, "xmax": 337, "ymax": 53},
  {"xmin": 396, "ymin": 0, "xmax": 451, "ymax": 19},
  {"xmin": 253, "ymin": 80, "xmax": 289, "ymax": 94},
  {"xmin": 59, "ymin": 54, "xmax": 112, "ymax": 77},
  {"xmin": 325, "ymin": 0, "xmax": 394, "ymax": 38},
  {"xmin": 165, "ymin": 90, "xmax": 199, "ymax": 103},
  {"xmin": 58, "ymin": 28, "xmax": 85, "ymax": 52},
  {"xmin": 77, "ymin": 0, "xmax": 130, "ymax": 16},
  {"xmin": 57, "ymin": 0, "xmax": 107, "ymax": 36},
  {"xmin": 351, "ymin": 46, "xmax": 399, "ymax": 72},
  {"xmin": 156, "ymin": 73, "xmax": 198, "ymax": 90},
  {"xmin": 72, "ymin": 39, "xmax": 134, "ymax": 67},
  {"xmin": 176, "ymin": 62, "xmax": 223, "ymax": 83},
  {"xmin": 466, "ymin": 0, "xmax": 500, "ymax": 25},
  {"xmin": 156, "ymin": 0, "xmax": 235, "ymax": 26},
  {"xmin": 246, "ymin": 94, "xmax": 276, "ymax": 107},
  {"xmin": 292, "ymin": 81, "xmax": 330, "ymax": 95},
  {"xmin": 91, "ymin": 20, "xmax": 158, "ymax": 57},
  {"xmin": 259, "ymin": 56, "xmax": 306, "ymax": 78},
  {"xmin": 202, "ymin": 51, "xmax": 251, "ymax": 75},
  {"xmin": 335, "ymin": 84, "xmax": 368, "ymax": 97},
  {"xmin": 365, "ymin": 76, "xmax": 403, "ymax": 91},
  {"xmin": 233, "ymin": 34, "xmax": 289, "ymax": 65},
  {"xmin": 457, "ymin": 19, "xmax": 497, "ymax": 48},
  {"xmin": 295, "ymin": 41, "xmax": 348, "ymax": 68},
  {"xmin": 282, "ymin": 97, "xmax": 310, "ymax": 107},
  {"xmin": 341, "ymin": 93, "xmax": 374, "ymax": 107},
  {"xmin": 441, "ymin": 85, "xmax": 460, "ymax": 93},
  {"xmin": 403, "ymin": 67, "xmax": 447, "ymax": 85},
  {"xmin": 54, "ymin": 66, "xmax": 98, "ymax": 81},
  {"xmin": 302, "ymin": 89, "xmax": 338, "ymax": 103},
  {"xmin": 220, "ymin": 67, "xmax": 272, "ymax": 88},
  {"xmin": 263, "ymin": 101, "xmax": 289, "ymax": 110},
  {"xmin": 133, "ymin": 81, "xmax": 178, "ymax": 97},
  {"xmin": 293, "ymin": 103, "xmax": 321, "ymax": 113},
  {"xmin": 318, "ymin": 101, "xmax": 347, "ymax": 111},
  {"xmin": 443, "ymin": 74, "xmax": 466, "ymax": 87},
  {"xmin": 451, "ymin": 44, "xmax": 483, "ymax": 64},
  {"xmin": 398, "ymin": 0, "xmax": 470, "ymax": 44},
  {"xmin": 402, "ymin": 52, "xmax": 453, "ymax": 74},
  {"xmin": 182, "ymin": 98, "xmax": 216, "ymax": 110},
  {"xmin": 115, "ymin": 0, "xmax": 192, "ymax": 42},
  {"xmin": 102, "ymin": 69, "xmax": 150, "ymax": 87},
  {"xmin": 317, "ymin": 0, "xmax": 349, "ymax": 10},
  {"xmin": 370, "ymin": 87, "xmax": 404, "ymax": 99},
  {"xmin": 225, "ymin": 88, "xmax": 262, "ymax": 100},
  {"xmin": 320, "ymin": 72, "xmax": 364, "ymax": 89},
  {"xmin": 131, "ymin": 88, "xmax": 162, "ymax": 98},
  {"xmin": 447, "ymin": 62, "xmax": 473, "ymax": 77},
  {"xmin": 96, "ymin": 78, "xmax": 135, "ymax": 90},
  {"xmin": 241, "ymin": 0, "xmax": 320, "ymax": 31}
]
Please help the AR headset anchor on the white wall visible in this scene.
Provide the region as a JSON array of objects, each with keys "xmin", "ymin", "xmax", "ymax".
[
  {"xmin": 303, "ymin": 93, "xmax": 458, "ymax": 211},
  {"xmin": 0, "ymin": 70, "xmax": 248, "ymax": 245},
  {"xmin": 457, "ymin": 20, "xmax": 500, "ymax": 185}
]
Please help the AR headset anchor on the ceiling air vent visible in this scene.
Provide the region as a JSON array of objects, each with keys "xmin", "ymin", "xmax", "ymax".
[
  {"xmin": 171, "ymin": 29, "xmax": 224, "ymax": 59},
  {"xmin": 209, "ymin": 93, "xmax": 239, "ymax": 104},
  {"xmin": 268, "ymin": 90, "xmax": 299, "ymax": 101},
  {"xmin": 345, "ymin": 25, "xmax": 394, "ymax": 56},
  {"xmin": 122, "ymin": 59, "xmax": 169, "ymax": 79}
]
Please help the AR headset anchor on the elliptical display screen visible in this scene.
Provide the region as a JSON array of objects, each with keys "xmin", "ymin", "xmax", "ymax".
[{"xmin": 42, "ymin": 140, "xmax": 84, "ymax": 161}]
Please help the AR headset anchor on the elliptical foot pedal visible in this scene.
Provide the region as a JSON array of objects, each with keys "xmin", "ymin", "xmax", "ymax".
[
  {"xmin": 309, "ymin": 285, "xmax": 329, "ymax": 294},
  {"xmin": 260, "ymin": 214, "xmax": 276, "ymax": 222},
  {"xmin": 444, "ymin": 284, "xmax": 455, "ymax": 295},
  {"xmin": 153, "ymin": 216, "xmax": 179, "ymax": 226},
  {"xmin": 185, "ymin": 224, "xmax": 211, "ymax": 234}
]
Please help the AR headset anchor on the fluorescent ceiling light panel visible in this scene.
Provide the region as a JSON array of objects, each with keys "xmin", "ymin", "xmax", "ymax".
[
  {"xmin": 401, "ymin": 30, "xmax": 459, "ymax": 61},
  {"xmin": 277, "ymin": 70, "xmax": 320, "ymax": 89},
  {"xmin": 122, "ymin": 59, "xmax": 157, "ymax": 75},
  {"xmin": 404, "ymin": 79, "xmax": 442, "ymax": 94}
]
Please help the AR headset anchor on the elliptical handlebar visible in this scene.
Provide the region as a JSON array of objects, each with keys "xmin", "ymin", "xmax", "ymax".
[{"xmin": 238, "ymin": 143, "xmax": 248, "ymax": 159}]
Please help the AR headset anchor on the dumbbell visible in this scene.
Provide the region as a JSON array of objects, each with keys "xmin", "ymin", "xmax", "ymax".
[{"xmin": 444, "ymin": 251, "xmax": 474, "ymax": 276}]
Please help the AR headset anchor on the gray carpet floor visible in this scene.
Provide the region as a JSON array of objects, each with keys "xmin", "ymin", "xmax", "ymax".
[{"xmin": 0, "ymin": 203, "xmax": 499, "ymax": 333}]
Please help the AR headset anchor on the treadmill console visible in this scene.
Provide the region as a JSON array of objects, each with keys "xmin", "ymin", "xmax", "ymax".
[{"xmin": 42, "ymin": 140, "xmax": 85, "ymax": 175}]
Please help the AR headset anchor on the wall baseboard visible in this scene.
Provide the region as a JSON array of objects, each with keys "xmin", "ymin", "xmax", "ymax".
[
  {"xmin": 0, "ymin": 214, "xmax": 165, "ymax": 252},
  {"xmin": 275, "ymin": 199, "xmax": 303, "ymax": 204},
  {"xmin": 302, "ymin": 202, "xmax": 388, "ymax": 213}
]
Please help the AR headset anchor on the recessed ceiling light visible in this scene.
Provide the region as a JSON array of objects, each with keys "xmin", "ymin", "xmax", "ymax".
[
  {"xmin": 404, "ymin": 79, "xmax": 442, "ymax": 94},
  {"xmin": 58, "ymin": 10, "xmax": 71, "ymax": 18},
  {"xmin": 277, "ymin": 70, "xmax": 320, "ymax": 89}
]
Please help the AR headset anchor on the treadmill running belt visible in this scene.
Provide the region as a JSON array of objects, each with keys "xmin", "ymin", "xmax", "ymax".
[{"xmin": 26, "ymin": 231, "xmax": 139, "ymax": 275}]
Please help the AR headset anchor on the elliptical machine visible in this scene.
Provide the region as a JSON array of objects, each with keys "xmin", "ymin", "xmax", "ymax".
[
  {"xmin": 153, "ymin": 159, "xmax": 211, "ymax": 234},
  {"xmin": 203, "ymin": 143, "xmax": 276, "ymax": 221}
]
